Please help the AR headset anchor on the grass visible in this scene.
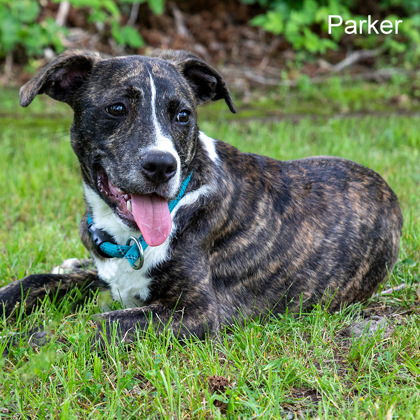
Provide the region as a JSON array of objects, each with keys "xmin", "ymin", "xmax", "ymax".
[{"xmin": 0, "ymin": 78, "xmax": 419, "ymax": 419}]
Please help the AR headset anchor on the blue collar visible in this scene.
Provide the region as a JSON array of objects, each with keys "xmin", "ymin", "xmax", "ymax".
[{"xmin": 87, "ymin": 171, "xmax": 193, "ymax": 270}]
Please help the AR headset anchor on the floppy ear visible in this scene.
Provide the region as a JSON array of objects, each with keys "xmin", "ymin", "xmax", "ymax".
[
  {"xmin": 157, "ymin": 50, "xmax": 236, "ymax": 113},
  {"xmin": 20, "ymin": 50, "xmax": 101, "ymax": 108}
]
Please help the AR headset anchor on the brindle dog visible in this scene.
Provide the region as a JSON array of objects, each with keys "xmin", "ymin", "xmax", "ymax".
[{"xmin": 0, "ymin": 50, "xmax": 403, "ymax": 347}]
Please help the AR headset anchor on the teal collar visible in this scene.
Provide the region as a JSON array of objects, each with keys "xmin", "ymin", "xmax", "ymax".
[{"xmin": 87, "ymin": 171, "xmax": 193, "ymax": 270}]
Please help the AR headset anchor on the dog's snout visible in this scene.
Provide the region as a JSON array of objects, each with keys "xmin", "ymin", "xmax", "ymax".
[{"xmin": 140, "ymin": 152, "xmax": 177, "ymax": 183}]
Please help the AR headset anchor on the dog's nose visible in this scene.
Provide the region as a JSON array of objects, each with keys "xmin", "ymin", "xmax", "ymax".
[{"xmin": 140, "ymin": 152, "xmax": 177, "ymax": 183}]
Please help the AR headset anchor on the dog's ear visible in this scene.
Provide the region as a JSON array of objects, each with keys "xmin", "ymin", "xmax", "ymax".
[
  {"xmin": 157, "ymin": 50, "xmax": 236, "ymax": 113},
  {"xmin": 20, "ymin": 50, "xmax": 101, "ymax": 108}
]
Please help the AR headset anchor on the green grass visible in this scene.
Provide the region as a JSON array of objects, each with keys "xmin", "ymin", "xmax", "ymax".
[{"xmin": 0, "ymin": 80, "xmax": 419, "ymax": 419}]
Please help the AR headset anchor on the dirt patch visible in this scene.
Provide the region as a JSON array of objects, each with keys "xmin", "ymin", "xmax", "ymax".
[{"xmin": 207, "ymin": 374, "xmax": 231, "ymax": 413}]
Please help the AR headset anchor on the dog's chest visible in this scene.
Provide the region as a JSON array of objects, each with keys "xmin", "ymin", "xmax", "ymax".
[{"xmin": 93, "ymin": 243, "xmax": 170, "ymax": 308}]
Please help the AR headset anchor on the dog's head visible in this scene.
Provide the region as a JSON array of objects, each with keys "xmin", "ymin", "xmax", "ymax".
[{"xmin": 20, "ymin": 50, "xmax": 235, "ymax": 246}]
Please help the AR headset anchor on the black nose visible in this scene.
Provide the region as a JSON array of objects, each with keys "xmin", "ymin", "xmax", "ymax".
[{"xmin": 140, "ymin": 152, "xmax": 177, "ymax": 183}]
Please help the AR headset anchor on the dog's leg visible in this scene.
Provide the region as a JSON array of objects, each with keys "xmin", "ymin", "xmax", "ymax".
[
  {"xmin": 0, "ymin": 270, "xmax": 102, "ymax": 356},
  {"xmin": 0, "ymin": 270, "xmax": 100, "ymax": 318},
  {"xmin": 95, "ymin": 299, "xmax": 220, "ymax": 347},
  {"xmin": 51, "ymin": 258, "xmax": 93, "ymax": 275}
]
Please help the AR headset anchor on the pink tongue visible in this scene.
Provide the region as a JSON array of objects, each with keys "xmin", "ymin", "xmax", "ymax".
[{"xmin": 130, "ymin": 194, "xmax": 172, "ymax": 247}]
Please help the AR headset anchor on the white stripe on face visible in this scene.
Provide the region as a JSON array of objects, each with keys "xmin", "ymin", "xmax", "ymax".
[{"xmin": 147, "ymin": 70, "xmax": 181, "ymax": 195}]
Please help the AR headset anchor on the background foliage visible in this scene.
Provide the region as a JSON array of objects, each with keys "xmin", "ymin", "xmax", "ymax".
[
  {"xmin": 0, "ymin": 0, "xmax": 64, "ymax": 58},
  {"xmin": 0, "ymin": 0, "xmax": 163, "ymax": 59},
  {"xmin": 244, "ymin": 0, "xmax": 420, "ymax": 59},
  {"xmin": 1, "ymin": 0, "xmax": 419, "ymax": 65}
]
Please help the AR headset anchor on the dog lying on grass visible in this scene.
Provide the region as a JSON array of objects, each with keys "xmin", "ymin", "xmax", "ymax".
[{"xmin": 0, "ymin": 50, "xmax": 403, "ymax": 347}]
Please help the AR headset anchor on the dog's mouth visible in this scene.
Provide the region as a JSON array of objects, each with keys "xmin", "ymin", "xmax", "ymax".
[{"xmin": 96, "ymin": 167, "xmax": 172, "ymax": 247}]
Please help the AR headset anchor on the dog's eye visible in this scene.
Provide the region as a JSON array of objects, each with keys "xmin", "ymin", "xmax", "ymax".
[
  {"xmin": 106, "ymin": 103, "xmax": 127, "ymax": 117},
  {"xmin": 176, "ymin": 110, "xmax": 190, "ymax": 124}
]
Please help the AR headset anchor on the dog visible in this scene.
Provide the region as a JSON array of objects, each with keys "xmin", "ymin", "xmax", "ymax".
[{"xmin": 0, "ymin": 50, "xmax": 403, "ymax": 346}]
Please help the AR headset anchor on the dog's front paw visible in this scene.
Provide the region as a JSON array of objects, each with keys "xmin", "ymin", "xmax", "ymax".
[
  {"xmin": 90, "ymin": 314, "xmax": 137, "ymax": 353},
  {"xmin": 89, "ymin": 323, "xmax": 129, "ymax": 354},
  {"xmin": 51, "ymin": 258, "xmax": 93, "ymax": 274}
]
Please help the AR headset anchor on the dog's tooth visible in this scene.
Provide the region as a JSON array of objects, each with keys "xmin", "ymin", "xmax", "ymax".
[
  {"xmin": 123, "ymin": 194, "xmax": 129, "ymax": 200},
  {"xmin": 127, "ymin": 199, "xmax": 132, "ymax": 213}
]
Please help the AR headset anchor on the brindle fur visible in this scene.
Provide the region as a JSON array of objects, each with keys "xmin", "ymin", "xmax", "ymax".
[{"xmin": 1, "ymin": 50, "xmax": 402, "ymax": 346}]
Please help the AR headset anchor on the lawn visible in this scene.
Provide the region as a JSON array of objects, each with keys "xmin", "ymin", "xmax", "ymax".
[{"xmin": 0, "ymin": 79, "xmax": 419, "ymax": 419}]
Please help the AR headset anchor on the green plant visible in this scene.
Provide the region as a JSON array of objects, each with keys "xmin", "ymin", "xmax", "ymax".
[
  {"xmin": 0, "ymin": 0, "xmax": 65, "ymax": 58},
  {"xmin": 243, "ymin": 0, "xmax": 353, "ymax": 54},
  {"xmin": 242, "ymin": 0, "xmax": 420, "ymax": 62},
  {"xmin": 0, "ymin": 0, "xmax": 166, "ymax": 61},
  {"xmin": 61, "ymin": 0, "xmax": 147, "ymax": 49}
]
